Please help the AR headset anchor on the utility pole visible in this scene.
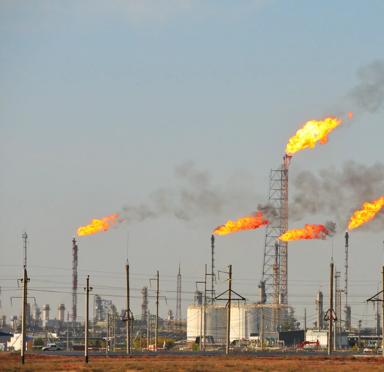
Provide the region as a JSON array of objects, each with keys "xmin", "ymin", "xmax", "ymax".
[
  {"xmin": 260, "ymin": 306, "xmax": 264, "ymax": 350},
  {"xmin": 66, "ymin": 326, "xmax": 69, "ymax": 351},
  {"xmin": 215, "ymin": 265, "xmax": 244, "ymax": 355},
  {"xmin": 126, "ymin": 263, "xmax": 131, "ymax": 354},
  {"xmin": 211, "ymin": 235, "xmax": 215, "ymax": 303},
  {"xmin": 304, "ymin": 308, "xmax": 307, "ymax": 332},
  {"xmin": 327, "ymin": 261, "xmax": 334, "ymax": 355},
  {"xmin": 155, "ymin": 271, "xmax": 159, "ymax": 352},
  {"xmin": 226, "ymin": 264, "xmax": 232, "ymax": 355},
  {"xmin": 84, "ymin": 275, "xmax": 92, "ymax": 363},
  {"xmin": 334, "ymin": 270, "xmax": 341, "ymax": 350},
  {"xmin": 358, "ymin": 320, "xmax": 362, "ymax": 348},
  {"xmin": 203, "ymin": 264, "xmax": 207, "ymax": 351},
  {"xmin": 196, "ymin": 268, "xmax": 208, "ymax": 351},
  {"xmin": 146, "ymin": 311, "xmax": 150, "ymax": 349},
  {"xmin": 382, "ymin": 266, "xmax": 384, "ymax": 357},
  {"xmin": 20, "ymin": 232, "xmax": 29, "ymax": 365},
  {"xmin": 176, "ymin": 264, "xmax": 182, "ymax": 331},
  {"xmin": 21, "ymin": 268, "xmax": 28, "ymax": 364},
  {"xmin": 106, "ymin": 313, "xmax": 110, "ymax": 355},
  {"xmin": 366, "ymin": 265, "xmax": 384, "ymax": 357}
]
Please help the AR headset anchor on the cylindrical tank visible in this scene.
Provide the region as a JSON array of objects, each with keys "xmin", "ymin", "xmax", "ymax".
[
  {"xmin": 187, "ymin": 305, "xmax": 202, "ymax": 342},
  {"xmin": 57, "ymin": 304, "xmax": 65, "ymax": 322},
  {"xmin": 246, "ymin": 305, "xmax": 260, "ymax": 338},
  {"xmin": 230, "ymin": 304, "xmax": 247, "ymax": 341},
  {"xmin": 205, "ymin": 305, "xmax": 226, "ymax": 344}
]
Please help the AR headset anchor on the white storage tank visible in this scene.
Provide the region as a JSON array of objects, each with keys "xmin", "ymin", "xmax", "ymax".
[
  {"xmin": 246, "ymin": 305, "xmax": 260, "ymax": 339},
  {"xmin": 205, "ymin": 305, "xmax": 226, "ymax": 344},
  {"xmin": 230, "ymin": 304, "xmax": 247, "ymax": 341},
  {"xmin": 187, "ymin": 305, "xmax": 202, "ymax": 342}
]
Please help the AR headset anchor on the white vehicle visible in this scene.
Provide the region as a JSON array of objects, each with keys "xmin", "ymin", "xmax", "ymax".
[{"xmin": 42, "ymin": 343, "xmax": 62, "ymax": 351}]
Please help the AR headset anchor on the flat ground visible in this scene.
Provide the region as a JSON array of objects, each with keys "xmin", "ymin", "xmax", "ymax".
[{"xmin": 0, "ymin": 353, "xmax": 383, "ymax": 372}]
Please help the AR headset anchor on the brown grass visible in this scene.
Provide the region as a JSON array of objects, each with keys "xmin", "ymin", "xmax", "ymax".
[{"xmin": 0, "ymin": 353, "xmax": 383, "ymax": 372}]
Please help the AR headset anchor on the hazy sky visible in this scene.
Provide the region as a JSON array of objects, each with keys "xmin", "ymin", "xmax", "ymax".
[{"xmin": 1, "ymin": 1, "xmax": 383, "ymax": 328}]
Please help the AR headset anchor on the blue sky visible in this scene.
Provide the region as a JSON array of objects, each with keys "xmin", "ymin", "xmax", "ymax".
[{"xmin": 1, "ymin": 1, "xmax": 383, "ymax": 327}]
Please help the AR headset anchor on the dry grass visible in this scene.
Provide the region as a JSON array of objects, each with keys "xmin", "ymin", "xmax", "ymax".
[{"xmin": 0, "ymin": 353, "xmax": 383, "ymax": 372}]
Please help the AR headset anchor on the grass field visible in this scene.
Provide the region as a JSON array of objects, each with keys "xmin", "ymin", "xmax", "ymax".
[{"xmin": 1, "ymin": 353, "xmax": 383, "ymax": 372}]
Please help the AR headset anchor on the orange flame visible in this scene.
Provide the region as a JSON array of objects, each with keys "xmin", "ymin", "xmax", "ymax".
[
  {"xmin": 279, "ymin": 224, "xmax": 330, "ymax": 242},
  {"xmin": 286, "ymin": 116, "xmax": 342, "ymax": 155},
  {"xmin": 348, "ymin": 196, "xmax": 384, "ymax": 230},
  {"xmin": 213, "ymin": 211, "xmax": 269, "ymax": 236},
  {"xmin": 77, "ymin": 213, "xmax": 120, "ymax": 236}
]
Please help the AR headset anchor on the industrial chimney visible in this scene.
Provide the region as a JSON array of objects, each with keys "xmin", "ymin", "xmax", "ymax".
[
  {"xmin": 42, "ymin": 304, "xmax": 50, "ymax": 328},
  {"xmin": 141, "ymin": 287, "xmax": 148, "ymax": 322},
  {"xmin": 316, "ymin": 291, "xmax": 324, "ymax": 330},
  {"xmin": 57, "ymin": 304, "xmax": 65, "ymax": 323}
]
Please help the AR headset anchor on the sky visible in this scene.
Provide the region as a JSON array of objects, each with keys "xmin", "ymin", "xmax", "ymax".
[{"xmin": 1, "ymin": 0, "xmax": 384, "ymax": 328}]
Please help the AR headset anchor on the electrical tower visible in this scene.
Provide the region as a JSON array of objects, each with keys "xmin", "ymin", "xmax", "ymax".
[
  {"xmin": 176, "ymin": 264, "xmax": 182, "ymax": 329},
  {"xmin": 261, "ymin": 155, "xmax": 290, "ymax": 329},
  {"xmin": 72, "ymin": 238, "xmax": 78, "ymax": 323}
]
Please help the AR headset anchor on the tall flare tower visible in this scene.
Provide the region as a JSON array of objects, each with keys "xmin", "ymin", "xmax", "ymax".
[{"xmin": 261, "ymin": 155, "xmax": 290, "ymax": 328}]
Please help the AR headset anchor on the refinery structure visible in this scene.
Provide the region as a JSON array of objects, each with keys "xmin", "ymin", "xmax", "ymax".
[{"xmin": 1, "ymin": 116, "xmax": 383, "ymax": 357}]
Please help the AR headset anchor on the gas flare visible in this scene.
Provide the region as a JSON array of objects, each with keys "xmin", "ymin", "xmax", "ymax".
[
  {"xmin": 348, "ymin": 195, "xmax": 384, "ymax": 230},
  {"xmin": 213, "ymin": 211, "xmax": 269, "ymax": 236},
  {"xmin": 279, "ymin": 224, "xmax": 330, "ymax": 242},
  {"xmin": 77, "ymin": 213, "xmax": 120, "ymax": 236},
  {"xmin": 286, "ymin": 116, "xmax": 342, "ymax": 155}
]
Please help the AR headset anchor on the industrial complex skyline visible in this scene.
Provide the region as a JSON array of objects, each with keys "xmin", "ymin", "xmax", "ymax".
[{"xmin": 1, "ymin": 0, "xmax": 384, "ymax": 333}]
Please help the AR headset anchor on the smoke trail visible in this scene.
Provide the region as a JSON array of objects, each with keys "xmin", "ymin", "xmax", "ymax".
[
  {"xmin": 348, "ymin": 60, "xmax": 384, "ymax": 113},
  {"xmin": 121, "ymin": 161, "xmax": 260, "ymax": 223},
  {"xmin": 324, "ymin": 221, "xmax": 337, "ymax": 236},
  {"xmin": 257, "ymin": 203, "xmax": 278, "ymax": 223},
  {"xmin": 290, "ymin": 161, "xmax": 384, "ymax": 230}
]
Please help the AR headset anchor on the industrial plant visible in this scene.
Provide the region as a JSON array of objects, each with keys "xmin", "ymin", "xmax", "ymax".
[{"xmin": 0, "ymin": 116, "xmax": 383, "ymax": 361}]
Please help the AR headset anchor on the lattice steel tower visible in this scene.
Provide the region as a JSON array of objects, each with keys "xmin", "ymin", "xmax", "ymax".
[
  {"xmin": 261, "ymin": 155, "xmax": 291, "ymax": 315},
  {"xmin": 176, "ymin": 264, "xmax": 182, "ymax": 328}
]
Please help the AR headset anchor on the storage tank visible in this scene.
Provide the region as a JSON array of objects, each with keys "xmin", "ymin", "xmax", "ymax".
[
  {"xmin": 246, "ymin": 305, "xmax": 260, "ymax": 338},
  {"xmin": 187, "ymin": 305, "xmax": 202, "ymax": 342},
  {"xmin": 230, "ymin": 304, "xmax": 247, "ymax": 341},
  {"xmin": 205, "ymin": 305, "xmax": 226, "ymax": 344}
]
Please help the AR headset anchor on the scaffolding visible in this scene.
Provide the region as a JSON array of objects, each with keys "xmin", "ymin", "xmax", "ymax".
[{"xmin": 261, "ymin": 155, "xmax": 290, "ymax": 330}]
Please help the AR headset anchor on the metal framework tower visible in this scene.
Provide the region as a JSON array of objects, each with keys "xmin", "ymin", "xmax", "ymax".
[
  {"xmin": 261, "ymin": 155, "xmax": 290, "ymax": 311},
  {"xmin": 72, "ymin": 238, "xmax": 78, "ymax": 323},
  {"xmin": 176, "ymin": 264, "xmax": 182, "ymax": 328}
]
